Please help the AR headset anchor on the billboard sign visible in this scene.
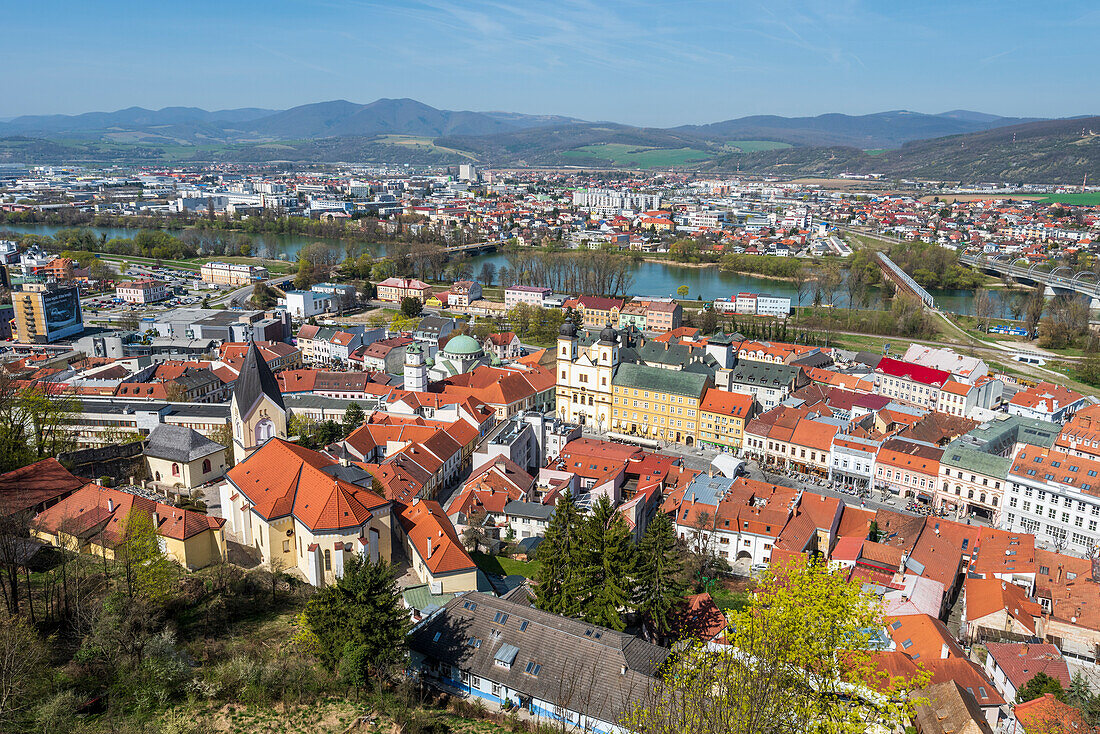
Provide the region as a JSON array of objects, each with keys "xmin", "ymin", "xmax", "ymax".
[{"xmin": 42, "ymin": 287, "xmax": 83, "ymax": 340}]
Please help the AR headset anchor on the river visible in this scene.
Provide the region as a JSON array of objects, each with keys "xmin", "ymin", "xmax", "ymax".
[{"xmin": 0, "ymin": 222, "xmax": 1010, "ymax": 316}]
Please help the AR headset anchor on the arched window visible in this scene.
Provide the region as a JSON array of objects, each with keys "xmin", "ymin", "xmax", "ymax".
[
  {"xmin": 171, "ymin": 463, "xmax": 180, "ymax": 477},
  {"xmin": 967, "ymin": 489, "xmax": 974, "ymax": 499},
  {"xmin": 255, "ymin": 418, "xmax": 275, "ymax": 443},
  {"xmin": 980, "ymin": 493, "xmax": 987, "ymax": 504},
  {"xmin": 202, "ymin": 458, "xmax": 211, "ymax": 474}
]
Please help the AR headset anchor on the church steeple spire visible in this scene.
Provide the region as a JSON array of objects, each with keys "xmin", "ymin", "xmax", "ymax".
[{"xmin": 230, "ymin": 341, "xmax": 287, "ymax": 464}]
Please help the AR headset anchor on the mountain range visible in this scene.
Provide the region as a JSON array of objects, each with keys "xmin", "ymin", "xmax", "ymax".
[{"xmin": 0, "ymin": 98, "xmax": 1097, "ymax": 182}]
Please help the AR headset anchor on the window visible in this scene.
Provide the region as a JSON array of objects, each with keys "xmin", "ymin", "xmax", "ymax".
[
  {"xmin": 525, "ymin": 661, "xmax": 542, "ymax": 676},
  {"xmin": 171, "ymin": 463, "xmax": 180, "ymax": 477},
  {"xmin": 463, "ymin": 600, "xmax": 478, "ymax": 611},
  {"xmin": 493, "ymin": 611, "xmax": 509, "ymax": 625},
  {"xmin": 519, "ymin": 620, "xmax": 529, "ymax": 632},
  {"xmin": 282, "ymin": 540, "xmax": 290, "ymax": 553},
  {"xmin": 323, "ymin": 549, "xmax": 331, "ymax": 571},
  {"xmin": 202, "ymin": 458, "xmax": 212, "ymax": 473}
]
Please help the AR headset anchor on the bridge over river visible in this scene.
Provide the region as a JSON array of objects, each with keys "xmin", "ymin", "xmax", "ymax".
[{"xmin": 959, "ymin": 253, "xmax": 1100, "ymax": 307}]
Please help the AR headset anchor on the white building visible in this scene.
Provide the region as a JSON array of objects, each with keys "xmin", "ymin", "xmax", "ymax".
[
  {"xmin": 116, "ymin": 279, "xmax": 168, "ymax": 304},
  {"xmin": 1003, "ymin": 445, "xmax": 1100, "ymax": 555},
  {"xmin": 504, "ymin": 286, "xmax": 552, "ymax": 309},
  {"xmin": 283, "ymin": 290, "xmax": 333, "ymax": 318}
]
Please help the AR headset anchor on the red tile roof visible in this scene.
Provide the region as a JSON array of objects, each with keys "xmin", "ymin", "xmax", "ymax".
[
  {"xmin": 397, "ymin": 498, "xmax": 476, "ymax": 575},
  {"xmin": 0, "ymin": 457, "xmax": 86, "ymax": 516},
  {"xmin": 984, "ymin": 643, "xmax": 1070, "ymax": 690},
  {"xmin": 227, "ymin": 439, "xmax": 388, "ymax": 531},
  {"xmin": 877, "ymin": 357, "xmax": 951, "ymax": 387}
]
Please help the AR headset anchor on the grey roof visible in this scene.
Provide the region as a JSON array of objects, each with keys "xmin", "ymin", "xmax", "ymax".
[
  {"xmin": 410, "ymin": 592, "xmax": 668, "ymax": 723},
  {"xmin": 233, "ymin": 341, "xmax": 285, "ymax": 412},
  {"xmin": 612, "ymin": 362, "xmax": 710, "ymax": 398},
  {"xmin": 633, "ymin": 341, "xmax": 718, "ymax": 372},
  {"xmin": 730, "ymin": 361, "xmax": 802, "ymax": 388},
  {"xmin": 416, "ymin": 315, "xmax": 454, "ymax": 337},
  {"xmin": 504, "ymin": 500, "xmax": 555, "ymax": 520},
  {"xmin": 941, "ymin": 414, "xmax": 1058, "ymax": 478},
  {"xmin": 144, "ymin": 424, "xmax": 225, "ymax": 462}
]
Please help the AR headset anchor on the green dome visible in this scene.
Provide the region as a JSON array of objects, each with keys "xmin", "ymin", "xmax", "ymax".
[{"xmin": 444, "ymin": 334, "xmax": 483, "ymax": 357}]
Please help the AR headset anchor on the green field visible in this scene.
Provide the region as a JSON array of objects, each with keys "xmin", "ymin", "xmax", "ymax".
[
  {"xmin": 561, "ymin": 143, "xmax": 712, "ymax": 168},
  {"xmin": 864, "ymin": 148, "xmax": 888, "ymax": 156},
  {"xmin": 723, "ymin": 140, "xmax": 793, "ymax": 153},
  {"xmin": 1038, "ymin": 192, "xmax": 1100, "ymax": 205},
  {"xmin": 372, "ymin": 134, "xmax": 477, "ymax": 159}
]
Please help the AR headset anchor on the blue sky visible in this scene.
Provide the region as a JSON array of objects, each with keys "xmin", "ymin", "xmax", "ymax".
[{"xmin": 4, "ymin": 0, "xmax": 1099, "ymax": 126}]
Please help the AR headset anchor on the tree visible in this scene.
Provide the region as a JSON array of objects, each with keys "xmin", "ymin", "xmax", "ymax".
[
  {"xmin": 400, "ymin": 296, "xmax": 422, "ymax": 318},
  {"xmin": 1018, "ymin": 671, "xmax": 1066, "ymax": 703},
  {"xmin": 677, "ymin": 285, "xmax": 689, "ymax": 299},
  {"xmin": 534, "ymin": 492, "xmax": 584, "ymax": 616},
  {"xmin": 117, "ymin": 509, "xmax": 176, "ymax": 602},
  {"xmin": 0, "ymin": 615, "xmax": 49, "ymax": 729},
  {"xmin": 461, "ymin": 508, "xmax": 490, "ymax": 554},
  {"xmin": 478, "ymin": 262, "xmax": 497, "ymax": 287},
  {"xmin": 622, "ymin": 559, "xmax": 925, "ymax": 734},
  {"xmin": 1025, "ymin": 286, "xmax": 1046, "ymax": 335},
  {"xmin": 634, "ymin": 512, "xmax": 684, "ymax": 642},
  {"xmin": 1078, "ymin": 356, "xmax": 1100, "ymax": 387},
  {"xmin": 304, "ymin": 558, "xmax": 409, "ymax": 689},
  {"xmin": 699, "ymin": 308, "xmax": 719, "ymax": 334},
  {"xmin": 342, "ymin": 402, "xmax": 365, "ymax": 435},
  {"xmin": 973, "ymin": 288, "xmax": 995, "ymax": 331},
  {"xmin": 579, "ymin": 495, "xmax": 634, "ymax": 631},
  {"xmin": 251, "ymin": 281, "xmax": 279, "ymax": 309}
]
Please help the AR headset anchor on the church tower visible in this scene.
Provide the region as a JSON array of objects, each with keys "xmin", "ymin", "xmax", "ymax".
[
  {"xmin": 230, "ymin": 341, "xmax": 287, "ymax": 464},
  {"xmin": 404, "ymin": 341, "xmax": 428, "ymax": 392},
  {"xmin": 557, "ymin": 318, "xmax": 578, "ymax": 362}
]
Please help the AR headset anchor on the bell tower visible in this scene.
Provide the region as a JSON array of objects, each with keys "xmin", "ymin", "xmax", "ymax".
[
  {"xmin": 230, "ymin": 341, "xmax": 287, "ymax": 464},
  {"xmin": 404, "ymin": 341, "xmax": 428, "ymax": 392}
]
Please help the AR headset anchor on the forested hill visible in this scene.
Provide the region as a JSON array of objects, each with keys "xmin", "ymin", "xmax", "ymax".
[{"xmin": 709, "ymin": 117, "xmax": 1100, "ymax": 183}]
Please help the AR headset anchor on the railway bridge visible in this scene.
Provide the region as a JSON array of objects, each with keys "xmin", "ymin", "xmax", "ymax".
[{"xmin": 960, "ymin": 253, "xmax": 1100, "ymax": 307}]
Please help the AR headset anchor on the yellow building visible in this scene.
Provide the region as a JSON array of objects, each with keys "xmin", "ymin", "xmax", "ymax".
[
  {"xmin": 397, "ymin": 498, "xmax": 482, "ymax": 593},
  {"xmin": 697, "ymin": 388, "xmax": 755, "ymax": 452},
  {"xmin": 221, "ymin": 438, "xmax": 395, "ymax": 586},
  {"xmin": 200, "ymin": 261, "xmax": 268, "ymax": 286},
  {"xmin": 32, "ymin": 485, "xmax": 227, "ymax": 571},
  {"xmin": 144, "ymin": 424, "xmax": 229, "ymax": 489},
  {"xmin": 610, "ymin": 362, "xmax": 711, "ymax": 446},
  {"xmin": 11, "ymin": 283, "xmax": 84, "ymax": 344},
  {"xmin": 230, "ymin": 341, "xmax": 288, "ymax": 464},
  {"xmin": 563, "ymin": 296, "xmax": 625, "ymax": 330}
]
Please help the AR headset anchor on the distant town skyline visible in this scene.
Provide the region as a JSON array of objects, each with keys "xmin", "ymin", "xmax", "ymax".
[{"xmin": 5, "ymin": 1, "xmax": 1099, "ymax": 126}]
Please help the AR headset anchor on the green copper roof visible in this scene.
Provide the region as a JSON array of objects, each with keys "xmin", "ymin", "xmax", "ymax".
[
  {"xmin": 443, "ymin": 334, "xmax": 483, "ymax": 356},
  {"xmin": 612, "ymin": 362, "xmax": 711, "ymax": 398}
]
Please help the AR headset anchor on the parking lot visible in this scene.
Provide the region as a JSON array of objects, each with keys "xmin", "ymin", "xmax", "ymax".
[{"xmin": 82, "ymin": 262, "xmax": 223, "ymax": 322}]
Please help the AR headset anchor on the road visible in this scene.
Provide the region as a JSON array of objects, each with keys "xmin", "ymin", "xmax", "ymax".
[{"xmin": 212, "ymin": 274, "xmax": 295, "ymax": 308}]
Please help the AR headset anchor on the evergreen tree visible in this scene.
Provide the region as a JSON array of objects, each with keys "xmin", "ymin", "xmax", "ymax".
[
  {"xmin": 304, "ymin": 558, "xmax": 409, "ymax": 685},
  {"xmin": 579, "ymin": 495, "xmax": 633, "ymax": 631},
  {"xmin": 342, "ymin": 402, "xmax": 365, "ymax": 435},
  {"xmin": 634, "ymin": 512, "xmax": 685, "ymax": 641},
  {"xmin": 533, "ymin": 492, "xmax": 583, "ymax": 615},
  {"xmin": 1017, "ymin": 671, "xmax": 1066, "ymax": 703}
]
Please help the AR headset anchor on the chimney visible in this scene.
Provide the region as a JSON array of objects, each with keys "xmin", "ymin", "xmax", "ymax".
[
  {"xmin": 940, "ymin": 643, "xmax": 949, "ymax": 659},
  {"xmin": 107, "ymin": 498, "xmax": 114, "ymax": 513},
  {"xmin": 426, "ymin": 537, "xmax": 432, "ymax": 558}
]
